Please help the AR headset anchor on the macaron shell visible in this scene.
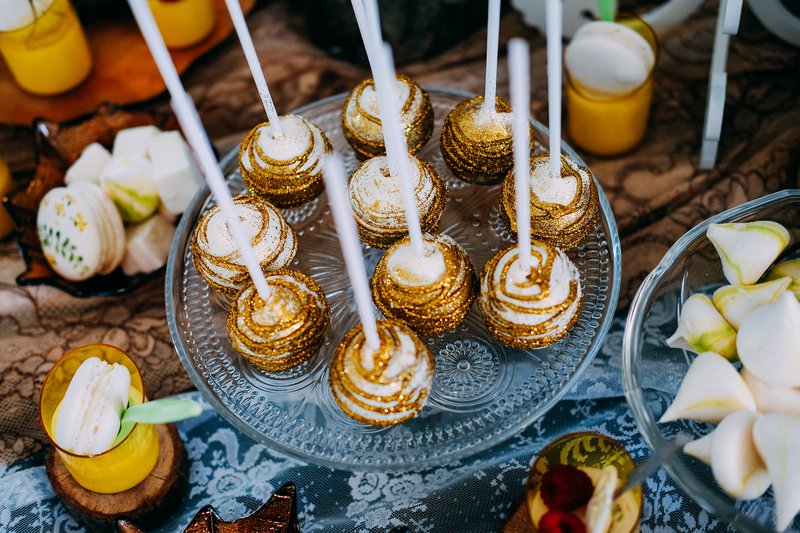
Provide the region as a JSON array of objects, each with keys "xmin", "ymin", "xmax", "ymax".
[
  {"xmin": 71, "ymin": 182, "xmax": 126, "ymax": 275},
  {"xmin": 37, "ymin": 187, "xmax": 103, "ymax": 281}
]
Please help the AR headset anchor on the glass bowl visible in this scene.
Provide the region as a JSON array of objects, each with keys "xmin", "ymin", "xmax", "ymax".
[
  {"xmin": 622, "ymin": 189, "xmax": 800, "ymax": 531},
  {"xmin": 166, "ymin": 87, "xmax": 622, "ymax": 470}
]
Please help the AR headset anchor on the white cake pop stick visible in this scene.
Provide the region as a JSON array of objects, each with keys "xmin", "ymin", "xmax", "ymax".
[
  {"xmin": 373, "ymin": 43, "xmax": 424, "ymax": 256},
  {"xmin": 546, "ymin": 0, "xmax": 562, "ymax": 180},
  {"xmin": 481, "ymin": 0, "xmax": 502, "ymax": 121},
  {"xmin": 509, "ymin": 38, "xmax": 532, "ymax": 277},
  {"xmin": 223, "ymin": 0, "xmax": 283, "ymax": 139},
  {"xmin": 129, "ymin": 0, "xmax": 272, "ymax": 301},
  {"xmin": 351, "ymin": 0, "xmax": 380, "ymax": 76},
  {"xmin": 321, "ymin": 153, "xmax": 380, "ymax": 350}
]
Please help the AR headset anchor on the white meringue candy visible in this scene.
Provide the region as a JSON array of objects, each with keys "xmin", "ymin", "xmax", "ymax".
[
  {"xmin": 766, "ymin": 258, "xmax": 800, "ymax": 300},
  {"xmin": 710, "ymin": 410, "xmax": 770, "ymax": 500},
  {"xmin": 54, "ymin": 357, "xmax": 131, "ymax": 456},
  {"xmin": 585, "ymin": 465, "xmax": 618, "ymax": 533},
  {"xmin": 683, "ymin": 432, "xmax": 713, "ymax": 464},
  {"xmin": 121, "ymin": 213, "xmax": 176, "ymax": 276},
  {"xmin": 706, "ymin": 221, "xmax": 791, "ymax": 286},
  {"xmin": 147, "ymin": 131, "xmax": 203, "ymax": 216},
  {"xmin": 64, "ymin": 143, "xmax": 111, "ymax": 186},
  {"xmin": 666, "ymin": 294, "xmax": 737, "ymax": 360},
  {"xmin": 712, "ymin": 277, "xmax": 791, "ymax": 330},
  {"xmin": 660, "ymin": 352, "xmax": 756, "ymax": 423},
  {"xmin": 100, "ymin": 155, "xmax": 160, "ymax": 222},
  {"xmin": 738, "ymin": 292, "xmax": 800, "ymax": 388},
  {"xmin": 753, "ymin": 414, "xmax": 800, "ymax": 531},
  {"xmin": 112, "ymin": 125, "xmax": 161, "ymax": 159},
  {"xmin": 742, "ymin": 369, "xmax": 800, "ymax": 416}
]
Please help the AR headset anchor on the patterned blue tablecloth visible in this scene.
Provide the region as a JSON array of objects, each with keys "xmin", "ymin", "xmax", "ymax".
[{"xmin": 0, "ymin": 312, "xmax": 725, "ymax": 532}]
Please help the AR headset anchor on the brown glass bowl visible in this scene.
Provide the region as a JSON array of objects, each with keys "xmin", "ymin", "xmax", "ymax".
[{"xmin": 4, "ymin": 103, "xmax": 179, "ymax": 297}]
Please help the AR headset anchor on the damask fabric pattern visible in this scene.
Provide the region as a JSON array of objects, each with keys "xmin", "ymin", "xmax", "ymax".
[
  {"xmin": 0, "ymin": 307, "xmax": 728, "ymax": 532},
  {"xmin": 0, "ymin": 0, "xmax": 799, "ymax": 466}
]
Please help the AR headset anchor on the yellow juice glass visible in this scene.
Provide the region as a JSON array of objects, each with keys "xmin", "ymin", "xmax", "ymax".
[
  {"xmin": 148, "ymin": 0, "xmax": 216, "ymax": 49},
  {"xmin": 39, "ymin": 344, "xmax": 159, "ymax": 494},
  {"xmin": 566, "ymin": 17, "xmax": 658, "ymax": 156},
  {"xmin": 0, "ymin": 0, "xmax": 92, "ymax": 96}
]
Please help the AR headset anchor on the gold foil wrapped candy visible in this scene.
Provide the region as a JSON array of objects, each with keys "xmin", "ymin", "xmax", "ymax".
[
  {"xmin": 349, "ymin": 154, "xmax": 447, "ymax": 249},
  {"xmin": 440, "ymin": 95, "xmax": 526, "ymax": 185},
  {"xmin": 501, "ymin": 154, "xmax": 599, "ymax": 250},
  {"xmin": 192, "ymin": 194, "xmax": 297, "ymax": 297},
  {"xmin": 239, "ymin": 115, "xmax": 332, "ymax": 208},
  {"xmin": 227, "ymin": 270, "xmax": 330, "ymax": 372},
  {"xmin": 372, "ymin": 233, "xmax": 476, "ymax": 336},
  {"xmin": 478, "ymin": 242, "xmax": 582, "ymax": 349},
  {"xmin": 341, "ymin": 75, "xmax": 434, "ymax": 160},
  {"xmin": 329, "ymin": 319, "xmax": 434, "ymax": 426}
]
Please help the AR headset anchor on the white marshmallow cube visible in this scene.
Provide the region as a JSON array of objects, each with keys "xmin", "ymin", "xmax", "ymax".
[
  {"xmin": 147, "ymin": 131, "xmax": 203, "ymax": 216},
  {"xmin": 65, "ymin": 143, "xmax": 111, "ymax": 185}
]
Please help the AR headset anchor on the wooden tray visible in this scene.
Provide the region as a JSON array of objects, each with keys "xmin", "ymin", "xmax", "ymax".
[{"xmin": 0, "ymin": 0, "xmax": 255, "ymax": 126}]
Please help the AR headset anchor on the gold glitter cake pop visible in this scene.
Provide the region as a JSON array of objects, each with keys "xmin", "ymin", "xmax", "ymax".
[
  {"xmin": 341, "ymin": 75, "xmax": 434, "ymax": 160},
  {"xmin": 372, "ymin": 233, "xmax": 476, "ymax": 336},
  {"xmin": 478, "ymin": 241, "xmax": 582, "ymax": 349},
  {"xmin": 349, "ymin": 153, "xmax": 447, "ymax": 249},
  {"xmin": 501, "ymin": 153, "xmax": 599, "ymax": 250},
  {"xmin": 192, "ymin": 194, "xmax": 297, "ymax": 297},
  {"xmin": 227, "ymin": 269, "xmax": 330, "ymax": 372},
  {"xmin": 440, "ymin": 96, "xmax": 530, "ymax": 185},
  {"xmin": 329, "ymin": 319, "xmax": 434, "ymax": 426},
  {"xmin": 239, "ymin": 115, "xmax": 332, "ymax": 208}
]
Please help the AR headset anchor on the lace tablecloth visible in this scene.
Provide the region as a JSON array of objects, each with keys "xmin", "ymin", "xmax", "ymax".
[{"xmin": 0, "ymin": 310, "xmax": 727, "ymax": 532}]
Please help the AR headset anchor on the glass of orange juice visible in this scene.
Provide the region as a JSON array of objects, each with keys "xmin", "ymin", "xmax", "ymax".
[
  {"xmin": 39, "ymin": 344, "xmax": 160, "ymax": 494},
  {"xmin": 148, "ymin": 0, "xmax": 216, "ymax": 49},
  {"xmin": 565, "ymin": 17, "xmax": 658, "ymax": 156},
  {"xmin": 0, "ymin": 0, "xmax": 92, "ymax": 95}
]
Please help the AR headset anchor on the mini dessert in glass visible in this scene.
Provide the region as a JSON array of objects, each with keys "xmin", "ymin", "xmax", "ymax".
[
  {"xmin": 564, "ymin": 17, "xmax": 657, "ymax": 156},
  {"xmin": 147, "ymin": 0, "xmax": 216, "ymax": 49},
  {"xmin": 39, "ymin": 344, "xmax": 159, "ymax": 494},
  {"xmin": 526, "ymin": 432, "xmax": 642, "ymax": 533},
  {"xmin": 0, "ymin": 0, "xmax": 92, "ymax": 95}
]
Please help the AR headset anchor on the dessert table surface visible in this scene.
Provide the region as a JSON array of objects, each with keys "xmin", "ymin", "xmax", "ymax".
[{"xmin": 0, "ymin": 0, "xmax": 798, "ymax": 531}]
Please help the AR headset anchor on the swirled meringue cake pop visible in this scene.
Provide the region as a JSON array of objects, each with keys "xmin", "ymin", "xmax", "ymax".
[
  {"xmin": 342, "ymin": 0, "xmax": 433, "ymax": 160},
  {"xmin": 479, "ymin": 39, "xmax": 582, "ymax": 349},
  {"xmin": 323, "ymin": 152, "xmax": 434, "ymax": 426},
  {"xmin": 225, "ymin": 0, "xmax": 331, "ymax": 207},
  {"xmin": 349, "ymin": 152, "xmax": 447, "ymax": 249},
  {"xmin": 227, "ymin": 270, "xmax": 330, "ymax": 371},
  {"xmin": 440, "ymin": 0, "xmax": 520, "ymax": 185},
  {"xmin": 501, "ymin": 153, "xmax": 599, "ymax": 250},
  {"xmin": 367, "ymin": 45, "xmax": 475, "ymax": 335},
  {"xmin": 192, "ymin": 194, "xmax": 297, "ymax": 297}
]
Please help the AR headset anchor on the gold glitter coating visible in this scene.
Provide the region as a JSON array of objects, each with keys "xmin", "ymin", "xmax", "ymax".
[
  {"xmin": 371, "ymin": 233, "xmax": 476, "ymax": 335},
  {"xmin": 439, "ymin": 96, "xmax": 533, "ymax": 185},
  {"xmin": 478, "ymin": 242, "xmax": 582, "ymax": 349},
  {"xmin": 500, "ymin": 153, "xmax": 599, "ymax": 250},
  {"xmin": 349, "ymin": 156, "xmax": 448, "ymax": 249},
  {"xmin": 239, "ymin": 115, "xmax": 332, "ymax": 208},
  {"xmin": 227, "ymin": 269, "xmax": 330, "ymax": 372},
  {"xmin": 329, "ymin": 319, "xmax": 434, "ymax": 426},
  {"xmin": 191, "ymin": 194, "xmax": 297, "ymax": 297},
  {"xmin": 341, "ymin": 75, "xmax": 434, "ymax": 160}
]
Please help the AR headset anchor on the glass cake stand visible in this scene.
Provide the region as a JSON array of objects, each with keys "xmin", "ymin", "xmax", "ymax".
[{"xmin": 165, "ymin": 88, "xmax": 622, "ymax": 470}]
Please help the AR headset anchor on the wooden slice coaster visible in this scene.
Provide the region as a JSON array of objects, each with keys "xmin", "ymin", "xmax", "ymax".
[{"xmin": 46, "ymin": 423, "xmax": 188, "ymax": 532}]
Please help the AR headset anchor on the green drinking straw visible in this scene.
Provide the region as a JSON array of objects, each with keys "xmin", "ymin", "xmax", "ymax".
[{"xmin": 598, "ymin": 0, "xmax": 614, "ymax": 21}]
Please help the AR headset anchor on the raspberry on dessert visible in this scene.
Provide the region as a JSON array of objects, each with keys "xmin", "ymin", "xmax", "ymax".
[
  {"xmin": 538, "ymin": 510, "xmax": 587, "ymax": 533},
  {"xmin": 540, "ymin": 464, "xmax": 595, "ymax": 511}
]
